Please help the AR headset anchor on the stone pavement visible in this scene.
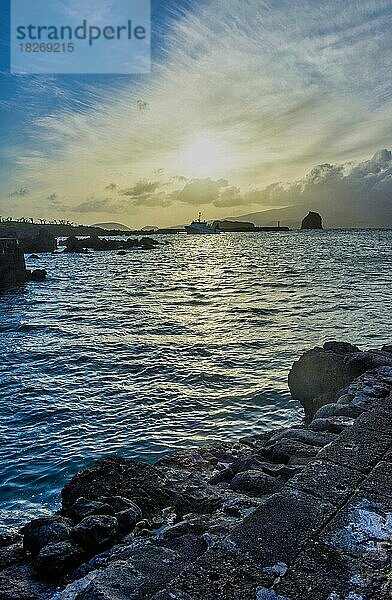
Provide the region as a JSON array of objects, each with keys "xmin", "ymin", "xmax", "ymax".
[{"xmin": 168, "ymin": 394, "xmax": 392, "ymax": 599}]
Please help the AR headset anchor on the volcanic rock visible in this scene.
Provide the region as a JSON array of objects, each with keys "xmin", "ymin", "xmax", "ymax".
[
  {"xmin": 21, "ymin": 516, "xmax": 73, "ymax": 556},
  {"xmin": 300, "ymin": 211, "xmax": 323, "ymax": 229}
]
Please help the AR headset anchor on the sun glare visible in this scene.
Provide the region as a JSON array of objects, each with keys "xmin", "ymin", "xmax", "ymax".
[{"xmin": 184, "ymin": 137, "xmax": 226, "ymax": 177}]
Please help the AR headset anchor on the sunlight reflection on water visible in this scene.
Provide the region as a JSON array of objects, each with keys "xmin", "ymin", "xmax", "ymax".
[{"xmin": 0, "ymin": 229, "xmax": 391, "ymax": 528}]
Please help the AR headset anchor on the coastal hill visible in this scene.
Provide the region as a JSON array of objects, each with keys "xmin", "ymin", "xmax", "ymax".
[
  {"xmin": 0, "ymin": 221, "xmax": 147, "ymax": 238},
  {"xmin": 91, "ymin": 222, "xmax": 132, "ymax": 231},
  {"xmin": 229, "ymin": 197, "xmax": 392, "ymax": 229}
]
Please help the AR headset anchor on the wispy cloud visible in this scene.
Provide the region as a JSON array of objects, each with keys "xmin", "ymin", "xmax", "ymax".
[{"xmin": 4, "ymin": 0, "xmax": 392, "ymax": 226}]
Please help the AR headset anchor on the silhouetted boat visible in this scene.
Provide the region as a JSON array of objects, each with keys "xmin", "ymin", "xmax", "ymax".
[{"xmin": 185, "ymin": 213, "xmax": 221, "ymax": 234}]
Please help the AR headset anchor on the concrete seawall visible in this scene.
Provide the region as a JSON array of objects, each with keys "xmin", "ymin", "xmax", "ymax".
[{"xmin": 0, "ymin": 238, "xmax": 27, "ymax": 285}]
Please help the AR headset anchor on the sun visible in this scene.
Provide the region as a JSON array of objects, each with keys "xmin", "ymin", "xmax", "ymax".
[{"xmin": 184, "ymin": 136, "xmax": 226, "ymax": 177}]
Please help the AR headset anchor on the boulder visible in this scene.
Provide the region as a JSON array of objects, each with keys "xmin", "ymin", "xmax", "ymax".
[
  {"xmin": 266, "ymin": 428, "xmax": 336, "ymax": 448},
  {"xmin": 21, "ymin": 515, "xmax": 73, "ymax": 556},
  {"xmin": 269, "ymin": 439, "xmax": 321, "ymax": 465},
  {"xmin": 71, "ymin": 515, "xmax": 118, "ymax": 552},
  {"xmin": 288, "ymin": 342, "xmax": 392, "ymax": 417},
  {"xmin": 64, "ymin": 236, "xmax": 88, "ymax": 253},
  {"xmin": 62, "ymin": 456, "xmax": 174, "ymax": 517},
  {"xmin": 0, "ymin": 529, "xmax": 22, "ymax": 548},
  {"xmin": 229, "ymin": 470, "xmax": 278, "ymax": 495},
  {"xmin": 312, "ymin": 403, "xmax": 361, "ymax": 420},
  {"xmin": 116, "ymin": 506, "xmax": 142, "ymax": 533},
  {"xmin": 34, "ymin": 540, "xmax": 84, "ymax": 577},
  {"xmin": 25, "ymin": 268, "xmax": 47, "ymax": 281},
  {"xmin": 300, "ymin": 211, "xmax": 323, "ymax": 229},
  {"xmin": 309, "ymin": 416, "xmax": 355, "ymax": 433},
  {"xmin": 68, "ymin": 498, "xmax": 116, "ymax": 523},
  {"xmin": 0, "ymin": 542, "xmax": 25, "ymax": 570},
  {"xmin": 0, "ymin": 563, "xmax": 55, "ymax": 600},
  {"xmin": 98, "ymin": 496, "xmax": 142, "ymax": 516},
  {"xmin": 73, "ymin": 546, "xmax": 185, "ymax": 599}
]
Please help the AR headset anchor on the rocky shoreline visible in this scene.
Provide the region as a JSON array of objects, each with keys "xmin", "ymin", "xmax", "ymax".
[{"xmin": 1, "ymin": 342, "xmax": 391, "ymax": 599}]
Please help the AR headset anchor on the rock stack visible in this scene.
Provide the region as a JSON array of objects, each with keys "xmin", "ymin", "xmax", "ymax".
[{"xmin": 300, "ymin": 212, "xmax": 323, "ymax": 229}]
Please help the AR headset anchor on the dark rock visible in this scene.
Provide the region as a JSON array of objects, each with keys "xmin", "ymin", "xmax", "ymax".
[
  {"xmin": 70, "ymin": 561, "xmax": 94, "ymax": 581},
  {"xmin": 288, "ymin": 346, "xmax": 354, "ymax": 416},
  {"xmin": 117, "ymin": 250, "xmax": 127, "ymax": 255},
  {"xmin": 140, "ymin": 237, "xmax": 159, "ymax": 250},
  {"xmin": 288, "ymin": 343, "xmax": 392, "ymax": 417},
  {"xmin": 152, "ymin": 590, "xmax": 193, "ymax": 600},
  {"xmin": 63, "ymin": 235, "xmax": 160, "ymax": 254},
  {"xmin": 22, "ymin": 515, "xmax": 73, "ymax": 556},
  {"xmin": 312, "ymin": 402, "xmax": 361, "ymax": 419},
  {"xmin": 26, "ymin": 269, "xmax": 47, "ymax": 281},
  {"xmin": 62, "ymin": 456, "xmax": 174, "ymax": 516},
  {"xmin": 72, "ymin": 560, "xmax": 144, "ymax": 599},
  {"xmin": 71, "ymin": 515, "xmax": 118, "ymax": 552},
  {"xmin": 0, "ymin": 529, "xmax": 22, "ymax": 548},
  {"xmin": 0, "ymin": 563, "xmax": 55, "ymax": 600},
  {"xmin": 228, "ymin": 456, "xmax": 274, "ymax": 475},
  {"xmin": 300, "ymin": 211, "xmax": 323, "ymax": 229},
  {"xmin": 76, "ymin": 546, "xmax": 185, "ymax": 599},
  {"xmin": 270, "ymin": 439, "xmax": 321, "ymax": 465},
  {"xmin": 64, "ymin": 236, "xmax": 89, "ymax": 253},
  {"xmin": 275, "ymin": 543, "xmax": 364, "ymax": 600},
  {"xmin": 98, "ymin": 496, "xmax": 142, "ymax": 515},
  {"xmin": 260, "ymin": 463, "xmax": 303, "ymax": 478},
  {"xmin": 162, "ymin": 533, "xmax": 208, "ymax": 563},
  {"xmin": 174, "ymin": 484, "xmax": 227, "ymax": 516},
  {"xmin": 28, "ymin": 254, "xmax": 40, "ymax": 259},
  {"xmin": 116, "ymin": 506, "xmax": 142, "ymax": 532},
  {"xmin": 0, "ymin": 542, "xmax": 25, "ymax": 569},
  {"xmin": 68, "ymin": 497, "xmax": 116, "ymax": 522},
  {"xmin": 229, "ymin": 488, "xmax": 334, "ymax": 565},
  {"xmin": 169, "ymin": 547, "xmax": 272, "ymax": 599},
  {"xmin": 208, "ymin": 467, "xmax": 233, "ymax": 485},
  {"xmin": 309, "ymin": 416, "xmax": 355, "ymax": 433},
  {"xmin": 266, "ymin": 428, "xmax": 336, "ymax": 448},
  {"xmin": 1, "ymin": 227, "xmax": 56, "ymax": 253},
  {"xmin": 157, "ymin": 519, "xmax": 207, "ymax": 542},
  {"xmin": 336, "ymin": 393, "xmax": 352, "ymax": 405},
  {"xmin": 229, "ymin": 470, "xmax": 278, "ymax": 495},
  {"xmin": 256, "ymin": 589, "xmax": 290, "ymax": 600},
  {"xmin": 34, "ymin": 540, "xmax": 84, "ymax": 577},
  {"xmin": 317, "ymin": 425, "xmax": 391, "ymax": 474},
  {"xmin": 323, "ymin": 341, "xmax": 359, "ymax": 354},
  {"xmin": 288, "ymin": 459, "xmax": 363, "ymax": 505},
  {"xmin": 345, "ymin": 349, "xmax": 392, "ymax": 373},
  {"xmin": 381, "ymin": 344, "xmax": 392, "ymax": 353}
]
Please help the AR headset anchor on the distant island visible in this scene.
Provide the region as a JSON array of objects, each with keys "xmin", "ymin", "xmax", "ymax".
[{"xmin": 91, "ymin": 222, "xmax": 132, "ymax": 231}]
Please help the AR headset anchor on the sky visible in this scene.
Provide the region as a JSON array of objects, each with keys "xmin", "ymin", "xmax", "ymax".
[{"xmin": 1, "ymin": 0, "xmax": 392, "ymax": 228}]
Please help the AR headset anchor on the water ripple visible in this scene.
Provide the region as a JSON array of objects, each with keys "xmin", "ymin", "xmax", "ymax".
[{"xmin": 0, "ymin": 229, "xmax": 391, "ymax": 529}]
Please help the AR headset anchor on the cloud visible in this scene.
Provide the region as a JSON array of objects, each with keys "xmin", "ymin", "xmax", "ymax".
[
  {"xmin": 3, "ymin": 0, "xmax": 392, "ymax": 226},
  {"xmin": 120, "ymin": 180, "xmax": 163, "ymax": 197},
  {"xmin": 237, "ymin": 149, "xmax": 392, "ymax": 226},
  {"xmin": 72, "ymin": 197, "xmax": 125, "ymax": 214},
  {"xmin": 8, "ymin": 187, "xmax": 29, "ymax": 198},
  {"xmin": 214, "ymin": 185, "xmax": 243, "ymax": 207},
  {"xmin": 173, "ymin": 178, "xmax": 229, "ymax": 205}
]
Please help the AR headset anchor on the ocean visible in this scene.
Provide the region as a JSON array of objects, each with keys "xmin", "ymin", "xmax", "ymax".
[{"xmin": 0, "ymin": 229, "xmax": 390, "ymax": 530}]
